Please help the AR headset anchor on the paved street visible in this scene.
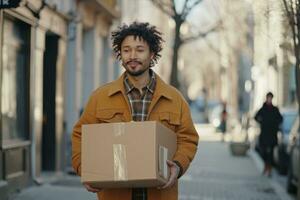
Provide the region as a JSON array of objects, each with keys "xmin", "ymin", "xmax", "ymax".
[{"xmin": 10, "ymin": 124, "xmax": 294, "ymax": 200}]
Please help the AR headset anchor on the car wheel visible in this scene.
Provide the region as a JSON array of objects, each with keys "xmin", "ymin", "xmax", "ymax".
[
  {"xmin": 278, "ymin": 146, "xmax": 288, "ymax": 175},
  {"xmin": 287, "ymin": 159, "xmax": 297, "ymax": 194}
]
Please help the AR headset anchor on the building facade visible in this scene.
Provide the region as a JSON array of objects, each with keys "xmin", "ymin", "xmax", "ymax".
[
  {"xmin": 251, "ymin": 0, "xmax": 296, "ymax": 110},
  {"xmin": 0, "ymin": 1, "xmax": 69, "ymax": 198},
  {"xmin": 0, "ymin": 0, "xmax": 120, "ymax": 199},
  {"xmin": 64, "ymin": 0, "xmax": 120, "ymax": 173}
]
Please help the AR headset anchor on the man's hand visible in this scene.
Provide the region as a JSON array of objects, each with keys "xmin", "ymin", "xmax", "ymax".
[
  {"xmin": 83, "ymin": 183, "xmax": 102, "ymax": 193},
  {"xmin": 159, "ymin": 160, "xmax": 180, "ymax": 189}
]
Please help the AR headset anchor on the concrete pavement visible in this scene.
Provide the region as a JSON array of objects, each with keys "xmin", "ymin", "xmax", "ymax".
[
  {"xmin": 179, "ymin": 124, "xmax": 294, "ymax": 200},
  {"xmin": 9, "ymin": 175, "xmax": 97, "ymax": 200},
  {"xmin": 9, "ymin": 124, "xmax": 294, "ymax": 200}
]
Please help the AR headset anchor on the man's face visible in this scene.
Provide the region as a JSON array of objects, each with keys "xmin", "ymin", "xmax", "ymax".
[
  {"xmin": 266, "ymin": 96, "xmax": 273, "ymax": 104},
  {"xmin": 120, "ymin": 35, "xmax": 154, "ymax": 77}
]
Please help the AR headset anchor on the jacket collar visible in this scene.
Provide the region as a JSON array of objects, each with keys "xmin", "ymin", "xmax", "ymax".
[
  {"xmin": 123, "ymin": 69, "xmax": 156, "ymax": 94},
  {"xmin": 108, "ymin": 71, "xmax": 172, "ymax": 100}
]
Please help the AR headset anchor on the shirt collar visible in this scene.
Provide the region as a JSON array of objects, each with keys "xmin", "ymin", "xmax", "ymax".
[
  {"xmin": 108, "ymin": 71, "xmax": 172, "ymax": 101},
  {"xmin": 123, "ymin": 69, "xmax": 156, "ymax": 94}
]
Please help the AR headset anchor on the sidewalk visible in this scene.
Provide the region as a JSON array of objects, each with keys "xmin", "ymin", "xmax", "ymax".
[
  {"xmin": 179, "ymin": 124, "xmax": 294, "ymax": 200},
  {"xmin": 9, "ymin": 174, "xmax": 97, "ymax": 200},
  {"xmin": 9, "ymin": 124, "xmax": 294, "ymax": 200}
]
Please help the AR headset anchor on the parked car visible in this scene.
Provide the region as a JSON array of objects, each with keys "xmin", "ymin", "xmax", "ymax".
[
  {"xmin": 189, "ymin": 98, "xmax": 223, "ymax": 124},
  {"xmin": 286, "ymin": 115, "xmax": 299, "ymax": 193},
  {"xmin": 190, "ymin": 102, "xmax": 207, "ymax": 124},
  {"xmin": 273, "ymin": 109, "xmax": 297, "ymax": 174}
]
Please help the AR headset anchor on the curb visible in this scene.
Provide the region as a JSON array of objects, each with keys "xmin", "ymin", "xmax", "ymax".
[{"xmin": 248, "ymin": 149, "xmax": 294, "ymax": 200}]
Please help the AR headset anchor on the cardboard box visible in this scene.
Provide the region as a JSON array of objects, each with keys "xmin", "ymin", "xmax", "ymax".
[{"xmin": 81, "ymin": 121, "xmax": 177, "ymax": 188}]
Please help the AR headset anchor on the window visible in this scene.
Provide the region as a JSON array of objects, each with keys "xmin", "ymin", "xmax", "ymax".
[{"xmin": 1, "ymin": 16, "xmax": 30, "ymax": 141}]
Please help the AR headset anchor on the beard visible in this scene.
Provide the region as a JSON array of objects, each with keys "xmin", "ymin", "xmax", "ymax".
[
  {"xmin": 123, "ymin": 60, "xmax": 149, "ymax": 77},
  {"xmin": 126, "ymin": 67, "xmax": 148, "ymax": 76}
]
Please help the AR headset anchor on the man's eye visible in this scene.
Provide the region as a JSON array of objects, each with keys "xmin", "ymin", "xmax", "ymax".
[
  {"xmin": 123, "ymin": 49, "xmax": 129, "ymax": 53},
  {"xmin": 137, "ymin": 49, "xmax": 144, "ymax": 52}
]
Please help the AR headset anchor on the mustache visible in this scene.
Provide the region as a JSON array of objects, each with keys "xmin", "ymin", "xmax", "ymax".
[{"xmin": 125, "ymin": 60, "xmax": 142, "ymax": 65}]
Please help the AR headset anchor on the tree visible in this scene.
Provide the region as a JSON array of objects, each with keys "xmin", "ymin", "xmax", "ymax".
[
  {"xmin": 282, "ymin": 0, "xmax": 300, "ymax": 111},
  {"xmin": 150, "ymin": 0, "xmax": 218, "ymax": 88},
  {"xmin": 281, "ymin": 0, "xmax": 300, "ymax": 199}
]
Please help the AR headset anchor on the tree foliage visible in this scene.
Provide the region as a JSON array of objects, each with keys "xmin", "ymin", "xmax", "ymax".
[
  {"xmin": 282, "ymin": 0, "xmax": 300, "ymax": 107},
  {"xmin": 150, "ymin": 0, "xmax": 218, "ymax": 88},
  {"xmin": 281, "ymin": 0, "xmax": 300, "ymax": 198}
]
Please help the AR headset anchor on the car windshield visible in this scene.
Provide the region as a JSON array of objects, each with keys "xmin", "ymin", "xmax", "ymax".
[{"xmin": 281, "ymin": 112, "xmax": 297, "ymax": 134}]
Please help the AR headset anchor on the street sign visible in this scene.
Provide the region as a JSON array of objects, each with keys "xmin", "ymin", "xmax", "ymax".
[{"xmin": 0, "ymin": 0, "xmax": 21, "ymax": 9}]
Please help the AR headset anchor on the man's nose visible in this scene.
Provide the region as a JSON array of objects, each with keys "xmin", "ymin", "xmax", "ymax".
[{"xmin": 130, "ymin": 50, "xmax": 137, "ymax": 59}]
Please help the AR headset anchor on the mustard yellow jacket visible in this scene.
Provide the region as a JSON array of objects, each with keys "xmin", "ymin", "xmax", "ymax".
[{"xmin": 72, "ymin": 72, "xmax": 199, "ymax": 200}]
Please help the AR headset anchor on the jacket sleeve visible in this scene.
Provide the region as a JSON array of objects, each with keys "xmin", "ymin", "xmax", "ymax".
[
  {"xmin": 254, "ymin": 108, "xmax": 262, "ymax": 123},
  {"xmin": 72, "ymin": 92, "xmax": 98, "ymax": 176},
  {"xmin": 276, "ymin": 107, "xmax": 283, "ymax": 124},
  {"xmin": 173, "ymin": 99, "xmax": 199, "ymax": 177}
]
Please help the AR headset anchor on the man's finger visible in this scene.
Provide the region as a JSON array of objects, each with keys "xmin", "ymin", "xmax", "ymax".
[
  {"xmin": 84, "ymin": 183, "xmax": 102, "ymax": 193},
  {"xmin": 88, "ymin": 187, "xmax": 101, "ymax": 193},
  {"xmin": 159, "ymin": 177, "xmax": 172, "ymax": 189},
  {"xmin": 87, "ymin": 187, "xmax": 100, "ymax": 192},
  {"xmin": 158, "ymin": 160, "xmax": 179, "ymax": 189},
  {"xmin": 161, "ymin": 180, "xmax": 172, "ymax": 189},
  {"xmin": 166, "ymin": 160, "xmax": 174, "ymax": 166},
  {"xmin": 161, "ymin": 173, "xmax": 176, "ymax": 189}
]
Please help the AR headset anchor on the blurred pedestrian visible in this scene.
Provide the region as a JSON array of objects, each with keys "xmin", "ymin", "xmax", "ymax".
[
  {"xmin": 219, "ymin": 102, "xmax": 227, "ymax": 142},
  {"xmin": 254, "ymin": 92, "xmax": 282, "ymax": 177}
]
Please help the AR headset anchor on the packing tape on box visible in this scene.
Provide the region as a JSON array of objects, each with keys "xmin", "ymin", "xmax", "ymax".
[
  {"xmin": 113, "ymin": 144, "xmax": 128, "ymax": 181},
  {"xmin": 159, "ymin": 146, "xmax": 169, "ymax": 180},
  {"xmin": 113, "ymin": 123, "xmax": 125, "ymax": 137}
]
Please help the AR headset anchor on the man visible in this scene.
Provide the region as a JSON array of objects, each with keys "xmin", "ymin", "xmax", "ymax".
[
  {"xmin": 72, "ymin": 22, "xmax": 199, "ymax": 200},
  {"xmin": 219, "ymin": 102, "xmax": 227, "ymax": 142},
  {"xmin": 255, "ymin": 92, "xmax": 282, "ymax": 177}
]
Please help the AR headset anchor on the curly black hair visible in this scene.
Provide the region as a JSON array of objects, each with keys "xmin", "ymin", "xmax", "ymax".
[{"xmin": 111, "ymin": 22, "xmax": 164, "ymax": 67}]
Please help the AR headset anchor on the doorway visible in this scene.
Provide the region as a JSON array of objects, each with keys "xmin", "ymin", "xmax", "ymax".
[{"xmin": 42, "ymin": 32, "xmax": 59, "ymax": 171}]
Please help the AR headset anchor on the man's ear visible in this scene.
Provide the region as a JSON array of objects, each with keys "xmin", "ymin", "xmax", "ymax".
[{"xmin": 150, "ymin": 52, "xmax": 154, "ymax": 59}]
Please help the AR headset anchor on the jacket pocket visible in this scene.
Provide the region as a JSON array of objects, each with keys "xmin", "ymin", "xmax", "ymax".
[
  {"xmin": 158, "ymin": 112, "xmax": 180, "ymax": 132},
  {"xmin": 96, "ymin": 109, "xmax": 125, "ymax": 123}
]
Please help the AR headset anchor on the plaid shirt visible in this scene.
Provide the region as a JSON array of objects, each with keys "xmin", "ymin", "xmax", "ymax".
[
  {"xmin": 124, "ymin": 70, "xmax": 156, "ymax": 122},
  {"xmin": 123, "ymin": 70, "xmax": 156, "ymax": 200}
]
